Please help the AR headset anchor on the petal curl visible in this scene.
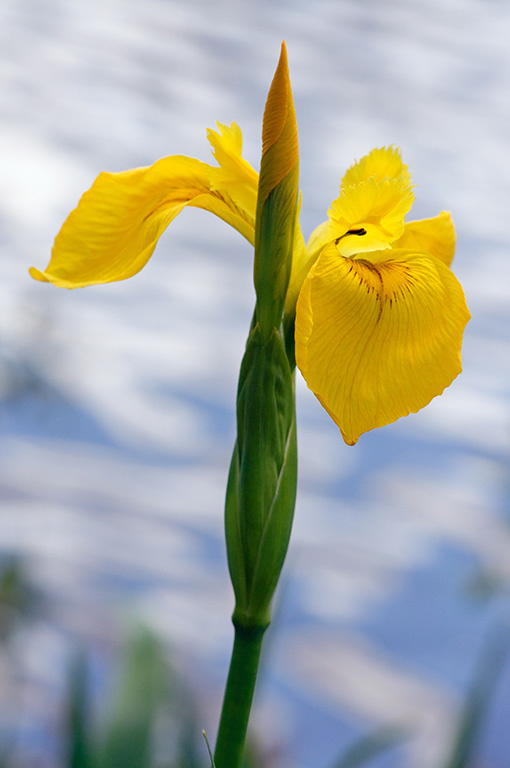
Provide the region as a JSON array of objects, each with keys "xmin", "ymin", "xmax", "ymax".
[
  {"xmin": 393, "ymin": 211, "xmax": 455, "ymax": 267},
  {"xmin": 207, "ymin": 122, "xmax": 259, "ymax": 217},
  {"xmin": 286, "ymin": 148, "xmax": 417, "ymax": 307},
  {"xmin": 295, "ymin": 243, "xmax": 470, "ymax": 445},
  {"xmin": 328, "ymin": 178, "xmax": 415, "ymax": 256},
  {"xmin": 341, "ymin": 146, "xmax": 411, "ymax": 189},
  {"xmin": 30, "ymin": 123, "xmax": 258, "ymax": 288}
]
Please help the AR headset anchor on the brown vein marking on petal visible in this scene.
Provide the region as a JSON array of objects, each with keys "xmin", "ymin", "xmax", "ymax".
[
  {"xmin": 211, "ymin": 188, "xmax": 254, "ymax": 227},
  {"xmin": 346, "ymin": 257, "xmax": 416, "ymax": 323},
  {"xmin": 142, "ymin": 191, "xmax": 199, "ymax": 222},
  {"xmin": 141, "ymin": 186, "xmax": 253, "ymax": 229}
]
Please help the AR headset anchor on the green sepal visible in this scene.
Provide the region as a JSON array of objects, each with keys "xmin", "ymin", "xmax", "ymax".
[
  {"xmin": 225, "ymin": 323, "xmax": 297, "ymax": 628},
  {"xmin": 253, "ymin": 163, "xmax": 299, "ymax": 340}
]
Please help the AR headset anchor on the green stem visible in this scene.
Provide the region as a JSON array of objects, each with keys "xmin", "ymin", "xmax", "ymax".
[{"xmin": 213, "ymin": 621, "xmax": 267, "ymax": 768}]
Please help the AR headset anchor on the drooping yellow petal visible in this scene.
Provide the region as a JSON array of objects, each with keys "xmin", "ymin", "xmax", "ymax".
[
  {"xmin": 328, "ymin": 178, "xmax": 415, "ymax": 256},
  {"xmin": 295, "ymin": 243, "xmax": 470, "ymax": 445},
  {"xmin": 341, "ymin": 146, "xmax": 411, "ymax": 189},
  {"xmin": 393, "ymin": 211, "xmax": 456, "ymax": 267},
  {"xmin": 30, "ymin": 123, "xmax": 258, "ymax": 288}
]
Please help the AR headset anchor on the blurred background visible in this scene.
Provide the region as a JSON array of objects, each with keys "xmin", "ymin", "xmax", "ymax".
[{"xmin": 1, "ymin": 0, "xmax": 509, "ymax": 766}]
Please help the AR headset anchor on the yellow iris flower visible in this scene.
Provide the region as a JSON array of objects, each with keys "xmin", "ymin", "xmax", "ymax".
[{"xmin": 30, "ymin": 51, "xmax": 469, "ymax": 446}]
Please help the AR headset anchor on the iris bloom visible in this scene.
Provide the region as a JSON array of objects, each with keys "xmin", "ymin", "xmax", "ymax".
[{"xmin": 30, "ymin": 112, "xmax": 469, "ymax": 446}]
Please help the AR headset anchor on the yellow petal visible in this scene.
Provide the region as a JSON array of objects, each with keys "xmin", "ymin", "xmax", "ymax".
[
  {"xmin": 207, "ymin": 122, "xmax": 259, "ymax": 218},
  {"xmin": 328, "ymin": 178, "xmax": 415, "ymax": 256},
  {"xmin": 284, "ymin": 148, "xmax": 415, "ymax": 313},
  {"xmin": 393, "ymin": 211, "xmax": 456, "ymax": 267},
  {"xmin": 341, "ymin": 146, "xmax": 411, "ymax": 189},
  {"xmin": 295, "ymin": 243, "xmax": 470, "ymax": 445},
  {"xmin": 30, "ymin": 124, "xmax": 258, "ymax": 288},
  {"xmin": 285, "ymin": 217, "xmax": 329, "ymax": 314},
  {"xmin": 284, "ymin": 214, "xmax": 308, "ymax": 313},
  {"xmin": 304, "ymin": 148, "xmax": 413, "ymax": 265},
  {"xmin": 305, "ymin": 219, "xmax": 331, "ymax": 258}
]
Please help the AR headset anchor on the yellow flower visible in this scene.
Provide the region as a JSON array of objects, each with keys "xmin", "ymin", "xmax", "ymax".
[
  {"xmin": 293, "ymin": 149, "xmax": 469, "ymax": 445},
  {"xmin": 30, "ymin": 47, "xmax": 470, "ymax": 446}
]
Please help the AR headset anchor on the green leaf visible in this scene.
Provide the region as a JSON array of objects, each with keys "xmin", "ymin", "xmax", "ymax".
[
  {"xmin": 440, "ymin": 623, "xmax": 510, "ymax": 768},
  {"xmin": 65, "ymin": 651, "xmax": 96, "ymax": 768},
  {"xmin": 330, "ymin": 725, "xmax": 408, "ymax": 768},
  {"xmin": 0, "ymin": 556, "xmax": 39, "ymax": 642},
  {"xmin": 98, "ymin": 628, "xmax": 168, "ymax": 768}
]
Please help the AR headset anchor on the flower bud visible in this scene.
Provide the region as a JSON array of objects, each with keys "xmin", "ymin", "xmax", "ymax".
[
  {"xmin": 225, "ymin": 324, "xmax": 297, "ymax": 628},
  {"xmin": 253, "ymin": 42, "xmax": 300, "ymax": 339}
]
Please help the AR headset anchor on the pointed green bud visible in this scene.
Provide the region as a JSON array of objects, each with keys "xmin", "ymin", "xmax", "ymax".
[{"xmin": 254, "ymin": 41, "xmax": 300, "ymax": 340}]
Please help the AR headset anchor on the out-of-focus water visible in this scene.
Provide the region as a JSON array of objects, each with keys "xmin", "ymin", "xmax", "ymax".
[{"xmin": 1, "ymin": 1, "xmax": 509, "ymax": 766}]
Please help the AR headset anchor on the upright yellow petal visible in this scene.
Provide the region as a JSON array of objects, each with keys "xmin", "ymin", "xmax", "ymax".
[
  {"xmin": 306, "ymin": 148, "xmax": 413, "ymax": 264},
  {"xmin": 284, "ymin": 147, "xmax": 415, "ymax": 314},
  {"xmin": 341, "ymin": 146, "xmax": 411, "ymax": 189},
  {"xmin": 393, "ymin": 211, "xmax": 456, "ymax": 267},
  {"xmin": 207, "ymin": 122, "xmax": 259, "ymax": 217},
  {"xmin": 30, "ymin": 124, "xmax": 258, "ymax": 288},
  {"xmin": 295, "ymin": 243, "xmax": 470, "ymax": 445},
  {"xmin": 328, "ymin": 178, "xmax": 415, "ymax": 255}
]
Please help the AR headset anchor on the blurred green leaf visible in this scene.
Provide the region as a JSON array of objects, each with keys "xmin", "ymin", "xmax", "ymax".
[
  {"xmin": 241, "ymin": 737, "xmax": 266, "ymax": 768},
  {"xmin": 66, "ymin": 651, "xmax": 96, "ymax": 768},
  {"xmin": 330, "ymin": 725, "xmax": 408, "ymax": 768},
  {"xmin": 0, "ymin": 556, "xmax": 39, "ymax": 641},
  {"xmin": 61, "ymin": 624, "xmax": 207, "ymax": 768},
  {"xmin": 98, "ymin": 627, "xmax": 169, "ymax": 768},
  {"xmin": 441, "ymin": 623, "xmax": 510, "ymax": 768},
  {"xmin": 465, "ymin": 565, "xmax": 508, "ymax": 602},
  {"xmin": 166, "ymin": 673, "xmax": 203, "ymax": 768}
]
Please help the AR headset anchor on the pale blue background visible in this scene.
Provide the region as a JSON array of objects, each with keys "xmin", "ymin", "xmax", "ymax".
[{"xmin": 1, "ymin": 0, "xmax": 509, "ymax": 766}]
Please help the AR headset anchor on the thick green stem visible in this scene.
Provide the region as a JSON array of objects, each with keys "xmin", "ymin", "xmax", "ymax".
[{"xmin": 213, "ymin": 621, "xmax": 267, "ymax": 768}]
